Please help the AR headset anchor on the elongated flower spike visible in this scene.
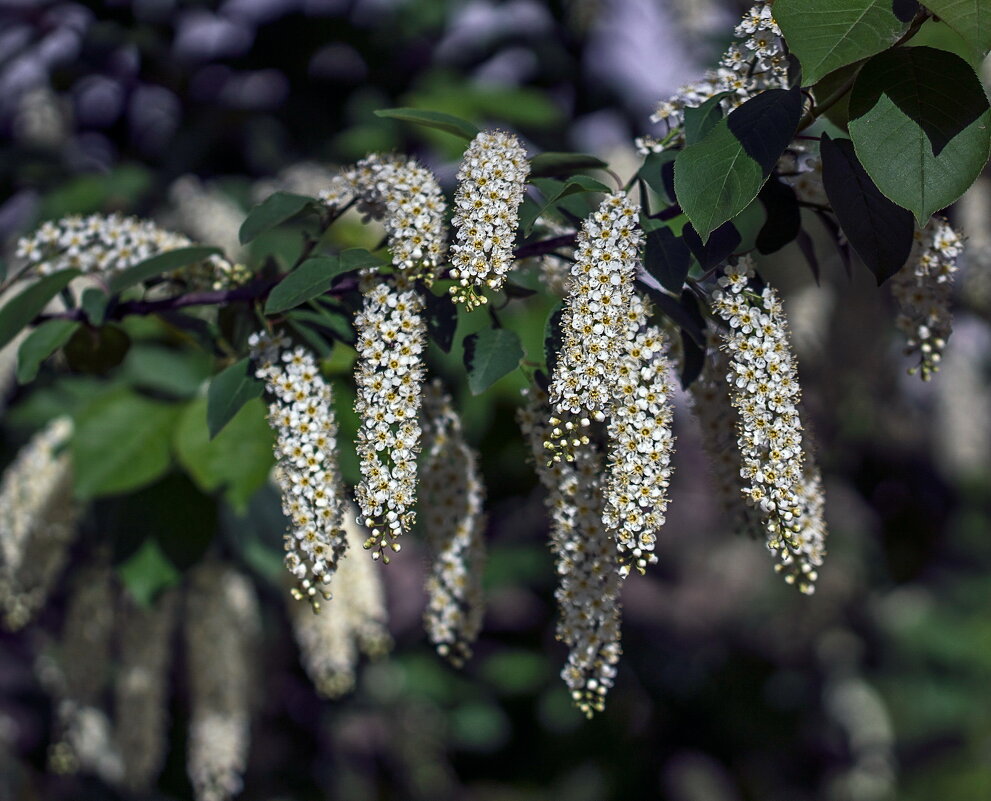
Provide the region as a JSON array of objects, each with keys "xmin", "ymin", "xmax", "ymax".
[
  {"xmin": 449, "ymin": 130, "xmax": 530, "ymax": 309},
  {"xmin": 420, "ymin": 380, "xmax": 487, "ymax": 666},
  {"xmin": 710, "ymin": 258, "xmax": 827, "ymax": 593},
  {"xmin": 250, "ymin": 332, "xmax": 350, "ymax": 608}
]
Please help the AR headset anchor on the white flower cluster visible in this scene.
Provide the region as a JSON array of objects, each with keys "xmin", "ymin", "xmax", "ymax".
[
  {"xmin": 688, "ymin": 335, "xmax": 762, "ymax": 537},
  {"xmin": 353, "ymin": 277, "xmax": 427, "ymax": 561},
  {"xmin": 185, "ymin": 561, "xmax": 260, "ymax": 801},
  {"xmin": 449, "ymin": 130, "xmax": 530, "ymax": 308},
  {"xmin": 250, "ymin": 332, "xmax": 350, "ymax": 609},
  {"xmin": 710, "ymin": 259, "xmax": 826, "ymax": 593},
  {"xmin": 0, "ymin": 417, "xmax": 78, "ymax": 630},
  {"xmin": 638, "ymin": 1, "xmax": 787, "ymax": 154},
  {"xmin": 318, "ymin": 153, "xmax": 448, "ymax": 281},
  {"xmin": 547, "ymin": 192, "xmax": 643, "ymax": 442},
  {"xmin": 15, "ymin": 213, "xmax": 248, "ymax": 290},
  {"xmin": 603, "ymin": 295, "xmax": 677, "ymax": 577},
  {"xmin": 291, "ymin": 506, "xmax": 391, "ymax": 699},
  {"xmin": 116, "ymin": 590, "xmax": 178, "ymax": 793},
  {"xmin": 891, "ymin": 219, "xmax": 961, "ymax": 380},
  {"xmin": 420, "ymin": 380, "xmax": 487, "ymax": 666},
  {"xmin": 518, "ymin": 390, "xmax": 623, "ymax": 718}
]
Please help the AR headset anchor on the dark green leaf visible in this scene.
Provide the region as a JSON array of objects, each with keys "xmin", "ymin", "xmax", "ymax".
[
  {"xmin": 463, "ymin": 327, "xmax": 524, "ymax": 395},
  {"xmin": 644, "ymin": 227, "xmax": 692, "ymax": 293},
  {"xmin": 16, "ymin": 320, "xmax": 79, "ymax": 384},
  {"xmin": 63, "ymin": 324, "xmax": 131, "ymax": 374},
  {"xmin": 528, "ymin": 152, "xmax": 608, "ymax": 177},
  {"xmin": 422, "ymin": 287, "xmax": 458, "ymax": 353},
  {"xmin": 287, "ymin": 306, "xmax": 356, "ymax": 345},
  {"xmin": 775, "ymin": 0, "xmax": 916, "ymax": 86},
  {"xmin": 121, "ymin": 344, "xmax": 213, "ymax": 397},
  {"xmin": 374, "ymin": 107, "xmax": 480, "ymax": 140},
  {"xmin": 683, "ymin": 221, "xmax": 741, "ymax": 271},
  {"xmin": 0, "ymin": 269, "xmax": 80, "ymax": 351},
  {"xmin": 175, "ymin": 397, "xmax": 274, "ymax": 514},
  {"xmin": 920, "ymin": 0, "xmax": 991, "ymax": 56},
  {"xmin": 684, "ymin": 92, "xmax": 730, "ymax": 144},
  {"xmin": 72, "ymin": 388, "xmax": 181, "ymax": 499},
  {"xmin": 812, "ymin": 61, "xmax": 864, "ymax": 131},
  {"xmin": 108, "ymin": 246, "xmax": 223, "ymax": 293},
  {"xmin": 820, "ymin": 133, "xmax": 915, "ymax": 283},
  {"xmin": 677, "ymin": 291, "xmax": 707, "ymax": 389},
  {"xmin": 525, "ymin": 176, "xmax": 612, "ymax": 235},
  {"xmin": 674, "ymin": 88, "xmax": 804, "ymax": 242},
  {"xmin": 207, "ymin": 357, "xmax": 265, "ymax": 439},
  {"xmin": 849, "ymin": 46, "xmax": 991, "ymax": 222},
  {"xmin": 117, "ymin": 538, "xmax": 180, "ymax": 607},
  {"xmin": 643, "ymin": 287, "xmax": 706, "ymax": 347},
  {"xmin": 239, "ymin": 192, "xmax": 315, "ymax": 245},
  {"xmin": 265, "ymin": 251, "xmax": 375, "ymax": 314},
  {"xmin": 543, "ymin": 301, "xmax": 565, "ymax": 375},
  {"xmin": 756, "ymin": 178, "xmax": 801, "ymax": 254},
  {"xmin": 81, "ymin": 288, "xmax": 109, "ymax": 325},
  {"xmin": 638, "ymin": 151, "xmax": 678, "ymax": 203}
]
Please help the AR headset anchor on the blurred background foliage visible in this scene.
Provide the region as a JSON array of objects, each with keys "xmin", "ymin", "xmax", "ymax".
[{"xmin": 1, "ymin": 1, "xmax": 990, "ymax": 800}]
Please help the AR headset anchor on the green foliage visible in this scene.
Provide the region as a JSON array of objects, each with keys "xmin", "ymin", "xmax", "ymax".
[
  {"xmin": 374, "ymin": 107, "xmax": 481, "ymax": 140},
  {"xmin": 528, "ymin": 152, "xmax": 609, "ymax": 178},
  {"xmin": 80, "ymin": 288, "xmax": 109, "ymax": 325},
  {"xmin": 643, "ymin": 227, "xmax": 692, "ymax": 294},
  {"xmin": 239, "ymin": 192, "xmax": 318, "ymax": 245},
  {"xmin": 63, "ymin": 323, "xmax": 131, "ymax": 374},
  {"xmin": 206, "ymin": 357, "xmax": 265, "ymax": 439},
  {"xmin": 775, "ymin": 0, "xmax": 916, "ymax": 86},
  {"xmin": 463, "ymin": 327, "xmax": 524, "ymax": 395},
  {"xmin": 683, "ymin": 92, "xmax": 730, "ymax": 145},
  {"xmin": 120, "ymin": 344, "xmax": 213, "ymax": 398},
  {"xmin": 0, "ymin": 269, "xmax": 80, "ymax": 350},
  {"xmin": 921, "ymin": 0, "xmax": 991, "ymax": 56},
  {"xmin": 16, "ymin": 320, "xmax": 79, "ymax": 384},
  {"xmin": 819, "ymin": 133, "xmax": 915, "ymax": 283},
  {"xmin": 117, "ymin": 537, "xmax": 180, "ymax": 606},
  {"xmin": 674, "ymin": 89, "xmax": 803, "ymax": 242},
  {"xmin": 848, "ymin": 46, "xmax": 991, "ymax": 222},
  {"xmin": 525, "ymin": 176, "xmax": 612, "ymax": 235},
  {"xmin": 264, "ymin": 250, "xmax": 378, "ymax": 314},
  {"xmin": 72, "ymin": 388, "xmax": 181, "ymax": 499},
  {"xmin": 108, "ymin": 246, "xmax": 223, "ymax": 293}
]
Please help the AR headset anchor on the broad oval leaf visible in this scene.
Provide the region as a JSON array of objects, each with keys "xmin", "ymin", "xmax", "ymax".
[
  {"xmin": 674, "ymin": 88, "xmax": 803, "ymax": 242},
  {"xmin": 756, "ymin": 178, "xmax": 801, "ymax": 254},
  {"xmin": 239, "ymin": 192, "xmax": 315, "ymax": 245},
  {"xmin": 775, "ymin": 0, "xmax": 916, "ymax": 86},
  {"xmin": 422, "ymin": 287, "xmax": 458, "ymax": 353},
  {"xmin": 463, "ymin": 327, "xmax": 523, "ymax": 395},
  {"xmin": 72, "ymin": 388, "xmax": 181, "ymax": 499},
  {"xmin": 207, "ymin": 357, "xmax": 265, "ymax": 439},
  {"xmin": 683, "ymin": 220, "xmax": 742, "ymax": 271},
  {"xmin": 683, "ymin": 92, "xmax": 730, "ymax": 145},
  {"xmin": 921, "ymin": 0, "xmax": 991, "ymax": 56},
  {"xmin": 644, "ymin": 227, "xmax": 692, "ymax": 293},
  {"xmin": 264, "ymin": 250, "xmax": 376, "ymax": 314},
  {"xmin": 63, "ymin": 324, "xmax": 131, "ymax": 374},
  {"xmin": 529, "ymin": 152, "xmax": 608, "ymax": 177},
  {"xmin": 108, "ymin": 246, "xmax": 222, "ymax": 293},
  {"xmin": 819, "ymin": 133, "xmax": 915, "ymax": 283},
  {"xmin": 638, "ymin": 151, "xmax": 677, "ymax": 203},
  {"xmin": 0, "ymin": 269, "xmax": 80, "ymax": 351},
  {"xmin": 16, "ymin": 319, "xmax": 80, "ymax": 384},
  {"xmin": 848, "ymin": 46, "xmax": 991, "ymax": 222},
  {"xmin": 374, "ymin": 108, "xmax": 480, "ymax": 141}
]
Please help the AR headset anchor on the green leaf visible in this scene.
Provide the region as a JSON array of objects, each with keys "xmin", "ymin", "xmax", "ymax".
[
  {"xmin": 463, "ymin": 327, "xmax": 524, "ymax": 395},
  {"xmin": 644, "ymin": 227, "xmax": 692, "ymax": 293},
  {"xmin": 674, "ymin": 88, "xmax": 803, "ymax": 242},
  {"xmin": 0, "ymin": 269, "xmax": 80, "ymax": 351},
  {"xmin": 174, "ymin": 397, "xmax": 274, "ymax": 514},
  {"xmin": 72, "ymin": 389, "xmax": 181, "ymax": 499},
  {"xmin": 108, "ymin": 246, "xmax": 223, "ymax": 293},
  {"xmin": 63, "ymin": 324, "xmax": 131, "ymax": 374},
  {"xmin": 683, "ymin": 92, "xmax": 730, "ymax": 144},
  {"xmin": 683, "ymin": 220, "xmax": 742, "ymax": 271},
  {"xmin": 775, "ymin": 0, "xmax": 916, "ymax": 86},
  {"xmin": 643, "ymin": 287, "xmax": 706, "ymax": 347},
  {"xmin": 286, "ymin": 305, "xmax": 356, "ymax": 345},
  {"xmin": 543, "ymin": 301, "xmax": 565, "ymax": 375},
  {"xmin": 820, "ymin": 133, "xmax": 915, "ymax": 283},
  {"xmin": 422, "ymin": 287, "xmax": 458, "ymax": 353},
  {"xmin": 265, "ymin": 250, "xmax": 374, "ymax": 315},
  {"xmin": 117, "ymin": 538, "xmax": 180, "ymax": 607},
  {"xmin": 80, "ymin": 288, "xmax": 109, "ymax": 325},
  {"xmin": 921, "ymin": 0, "xmax": 991, "ymax": 56},
  {"xmin": 756, "ymin": 177, "xmax": 801, "ymax": 254},
  {"xmin": 121, "ymin": 344, "xmax": 213, "ymax": 398},
  {"xmin": 239, "ymin": 192, "xmax": 315, "ymax": 245},
  {"xmin": 525, "ymin": 176, "xmax": 612, "ymax": 235},
  {"xmin": 207, "ymin": 357, "xmax": 265, "ymax": 439},
  {"xmin": 16, "ymin": 320, "xmax": 79, "ymax": 384},
  {"xmin": 638, "ymin": 151, "xmax": 677, "ymax": 203},
  {"xmin": 528, "ymin": 152, "xmax": 608, "ymax": 178},
  {"xmin": 374, "ymin": 107, "xmax": 480, "ymax": 140},
  {"xmin": 848, "ymin": 46, "xmax": 991, "ymax": 222}
]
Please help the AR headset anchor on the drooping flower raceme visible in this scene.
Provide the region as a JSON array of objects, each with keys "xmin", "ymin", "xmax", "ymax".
[
  {"xmin": 250, "ymin": 332, "xmax": 350, "ymax": 609},
  {"xmin": 116, "ymin": 589, "xmax": 178, "ymax": 793},
  {"xmin": 352, "ymin": 276, "xmax": 427, "ymax": 561},
  {"xmin": 891, "ymin": 218, "xmax": 961, "ymax": 380},
  {"xmin": 419, "ymin": 380, "xmax": 487, "ymax": 666},
  {"xmin": 185, "ymin": 561, "xmax": 260, "ymax": 801},
  {"xmin": 449, "ymin": 130, "xmax": 530, "ymax": 308},
  {"xmin": 290, "ymin": 506, "xmax": 391, "ymax": 699},
  {"xmin": 547, "ymin": 192, "xmax": 643, "ymax": 454},
  {"xmin": 519, "ymin": 390, "xmax": 624, "ymax": 717},
  {"xmin": 638, "ymin": 1, "xmax": 787, "ymax": 154},
  {"xmin": 14, "ymin": 213, "xmax": 248, "ymax": 290},
  {"xmin": 0, "ymin": 417, "xmax": 78, "ymax": 630},
  {"xmin": 603, "ymin": 295, "xmax": 677, "ymax": 577},
  {"xmin": 710, "ymin": 259, "xmax": 826, "ymax": 593}
]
